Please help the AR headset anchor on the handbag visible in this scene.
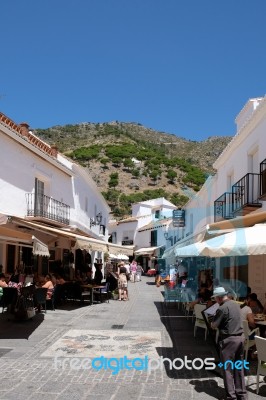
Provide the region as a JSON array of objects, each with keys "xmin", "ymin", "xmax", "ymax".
[{"xmin": 27, "ymin": 308, "xmax": 36, "ymax": 319}]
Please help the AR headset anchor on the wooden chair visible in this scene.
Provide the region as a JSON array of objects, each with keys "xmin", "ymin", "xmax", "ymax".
[{"xmin": 255, "ymin": 335, "xmax": 266, "ymax": 394}]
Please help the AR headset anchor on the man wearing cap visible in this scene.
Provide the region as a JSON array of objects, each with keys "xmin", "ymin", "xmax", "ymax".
[{"xmin": 211, "ymin": 287, "xmax": 247, "ymax": 400}]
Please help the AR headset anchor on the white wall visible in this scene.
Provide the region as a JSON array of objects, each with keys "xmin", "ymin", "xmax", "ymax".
[
  {"xmin": 71, "ymin": 164, "xmax": 110, "ymax": 239},
  {"xmin": 0, "ymin": 119, "xmax": 110, "ymax": 242},
  {"xmin": 214, "ymin": 98, "xmax": 266, "ymax": 203},
  {"xmin": 0, "ymin": 132, "xmax": 73, "ymax": 217}
]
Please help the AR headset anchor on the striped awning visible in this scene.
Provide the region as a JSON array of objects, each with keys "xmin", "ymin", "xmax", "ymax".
[{"xmin": 32, "ymin": 236, "xmax": 50, "ymax": 257}]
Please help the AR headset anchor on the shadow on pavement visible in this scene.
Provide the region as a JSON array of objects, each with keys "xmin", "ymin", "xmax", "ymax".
[
  {"xmin": 190, "ymin": 379, "xmax": 225, "ymax": 399},
  {"xmin": 153, "ymin": 299, "xmax": 220, "ymax": 380},
  {"xmin": 0, "ymin": 311, "xmax": 44, "ymax": 339},
  {"xmin": 153, "ymin": 298, "xmax": 261, "ymax": 397}
]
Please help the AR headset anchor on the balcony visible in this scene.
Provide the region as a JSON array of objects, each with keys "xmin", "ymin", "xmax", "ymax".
[
  {"xmin": 26, "ymin": 193, "xmax": 70, "ymax": 225},
  {"xmin": 214, "ymin": 192, "xmax": 234, "ymax": 222},
  {"xmin": 259, "ymin": 158, "xmax": 266, "ymax": 200},
  {"xmin": 232, "ymin": 173, "xmax": 262, "ymax": 216}
]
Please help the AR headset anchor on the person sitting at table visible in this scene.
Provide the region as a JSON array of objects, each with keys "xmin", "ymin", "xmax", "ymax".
[
  {"xmin": 42, "ymin": 274, "xmax": 54, "ymax": 299},
  {"xmin": 9, "ymin": 268, "xmax": 20, "ymax": 284},
  {"xmin": 56, "ymin": 275, "xmax": 66, "ymax": 285},
  {"xmin": 247, "ymin": 293, "xmax": 263, "ymax": 314},
  {"xmin": 83, "ymin": 269, "xmax": 93, "ymax": 285},
  {"xmin": 240, "ymin": 298, "xmax": 256, "ymax": 330},
  {"xmin": 0, "ymin": 273, "xmax": 8, "ymax": 288},
  {"xmin": 0, "ymin": 273, "xmax": 8, "ymax": 302}
]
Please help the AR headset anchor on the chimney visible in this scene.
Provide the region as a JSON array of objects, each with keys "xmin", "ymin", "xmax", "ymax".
[
  {"xmin": 50, "ymin": 144, "xmax": 58, "ymax": 158},
  {"xmin": 19, "ymin": 122, "xmax": 30, "ymax": 138}
]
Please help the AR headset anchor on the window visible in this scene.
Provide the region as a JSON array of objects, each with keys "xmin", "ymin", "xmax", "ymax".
[
  {"xmin": 151, "ymin": 230, "xmax": 157, "ymax": 246},
  {"xmin": 189, "ymin": 213, "xmax": 193, "ymax": 235},
  {"xmin": 85, "ymin": 197, "xmax": 88, "ymax": 212},
  {"xmin": 154, "ymin": 210, "xmax": 160, "ymax": 219},
  {"xmin": 109, "ymin": 232, "xmax": 117, "ymax": 244},
  {"xmin": 99, "ymin": 225, "xmax": 106, "ymax": 236}
]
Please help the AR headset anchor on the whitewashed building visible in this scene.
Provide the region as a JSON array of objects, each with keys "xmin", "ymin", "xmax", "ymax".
[
  {"xmin": 0, "ymin": 113, "xmax": 111, "ymax": 276},
  {"xmin": 109, "ymin": 197, "xmax": 176, "ymax": 270},
  {"xmin": 163, "ymin": 97, "xmax": 266, "ymax": 302}
]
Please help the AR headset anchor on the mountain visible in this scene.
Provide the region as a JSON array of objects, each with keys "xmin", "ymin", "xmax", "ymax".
[{"xmin": 35, "ymin": 122, "xmax": 232, "ymax": 217}]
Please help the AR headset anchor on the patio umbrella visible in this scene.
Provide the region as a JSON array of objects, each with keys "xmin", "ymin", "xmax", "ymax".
[
  {"xmin": 174, "ymin": 241, "xmax": 206, "ymax": 257},
  {"xmin": 201, "ymin": 223, "xmax": 266, "ymax": 258},
  {"xmin": 175, "ymin": 223, "xmax": 266, "ymax": 258}
]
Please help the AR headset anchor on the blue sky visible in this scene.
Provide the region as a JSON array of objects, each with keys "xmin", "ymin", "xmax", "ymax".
[{"xmin": 1, "ymin": 0, "xmax": 266, "ymax": 141}]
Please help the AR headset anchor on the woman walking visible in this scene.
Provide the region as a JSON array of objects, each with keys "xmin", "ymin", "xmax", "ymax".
[{"xmin": 117, "ymin": 262, "xmax": 128, "ymax": 301}]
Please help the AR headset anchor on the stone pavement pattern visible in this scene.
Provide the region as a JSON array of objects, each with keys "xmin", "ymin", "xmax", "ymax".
[{"xmin": 0, "ymin": 277, "xmax": 264, "ymax": 400}]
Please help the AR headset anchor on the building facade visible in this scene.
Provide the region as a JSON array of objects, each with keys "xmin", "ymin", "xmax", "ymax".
[
  {"xmin": 163, "ymin": 97, "xmax": 266, "ymax": 302},
  {"xmin": 0, "ymin": 113, "xmax": 111, "ymax": 277}
]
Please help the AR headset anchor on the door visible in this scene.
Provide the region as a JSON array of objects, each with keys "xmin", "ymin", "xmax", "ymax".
[{"xmin": 34, "ymin": 178, "xmax": 45, "ymax": 217}]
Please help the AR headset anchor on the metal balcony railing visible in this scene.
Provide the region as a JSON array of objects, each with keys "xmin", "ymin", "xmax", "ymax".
[
  {"xmin": 214, "ymin": 192, "xmax": 234, "ymax": 222},
  {"xmin": 260, "ymin": 158, "xmax": 266, "ymax": 200},
  {"xmin": 26, "ymin": 193, "xmax": 70, "ymax": 225},
  {"xmin": 232, "ymin": 173, "xmax": 261, "ymax": 215}
]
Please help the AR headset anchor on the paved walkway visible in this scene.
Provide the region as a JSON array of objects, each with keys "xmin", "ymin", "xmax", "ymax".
[{"xmin": 0, "ymin": 277, "xmax": 264, "ymax": 399}]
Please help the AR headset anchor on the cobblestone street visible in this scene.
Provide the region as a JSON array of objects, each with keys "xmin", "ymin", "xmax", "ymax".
[{"xmin": 0, "ymin": 277, "xmax": 264, "ymax": 399}]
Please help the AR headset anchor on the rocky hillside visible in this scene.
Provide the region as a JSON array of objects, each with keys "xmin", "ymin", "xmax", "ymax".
[{"xmin": 35, "ymin": 122, "xmax": 232, "ymax": 216}]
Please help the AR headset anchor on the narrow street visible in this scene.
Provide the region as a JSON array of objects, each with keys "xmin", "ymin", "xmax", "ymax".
[{"xmin": 0, "ymin": 277, "xmax": 263, "ymax": 399}]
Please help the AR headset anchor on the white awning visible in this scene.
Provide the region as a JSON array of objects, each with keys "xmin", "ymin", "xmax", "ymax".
[
  {"xmin": 108, "ymin": 244, "xmax": 134, "ymax": 256},
  {"xmin": 32, "ymin": 236, "xmax": 50, "ymax": 257},
  {"xmin": 161, "ymin": 244, "xmax": 177, "ymax": 264},
  {"xmin": 208, "ymin": 210, "xmax": 266, "ymax": 231},
  {"xmin": 175, "ymin": 223, "xmax": 266, "ymax": 258},
  {"xmin": 0, "ymin": 225, "xmax": 32, "ymax": 244},
  {"xmin": 9, "ymin": 216, "xmax": 108, "ymax": 252},
  {"xmin": 134, "ymin": 246, "xmax": 162, "ymax": 255},
  {"xmin": 116, "ymin": 254, "xmax": 129, "ymax": 260},
  {"xmin": 74, "ymin": 238, "xmax": 107, "ymax": 253},
  {"xmin": 174, "ymin": 241, "xmax": 206, "ymax": 257}
]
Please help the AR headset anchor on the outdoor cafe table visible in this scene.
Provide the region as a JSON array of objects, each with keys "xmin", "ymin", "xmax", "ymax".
[{"xmin": 81, "ymin": 284, "xmax": 105, "ymax": 304}]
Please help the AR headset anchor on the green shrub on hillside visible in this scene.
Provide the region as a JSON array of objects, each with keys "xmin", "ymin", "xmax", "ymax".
[{"xmin": 70, "ymin": 145, "xmax": 101, "ymax": 161}]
